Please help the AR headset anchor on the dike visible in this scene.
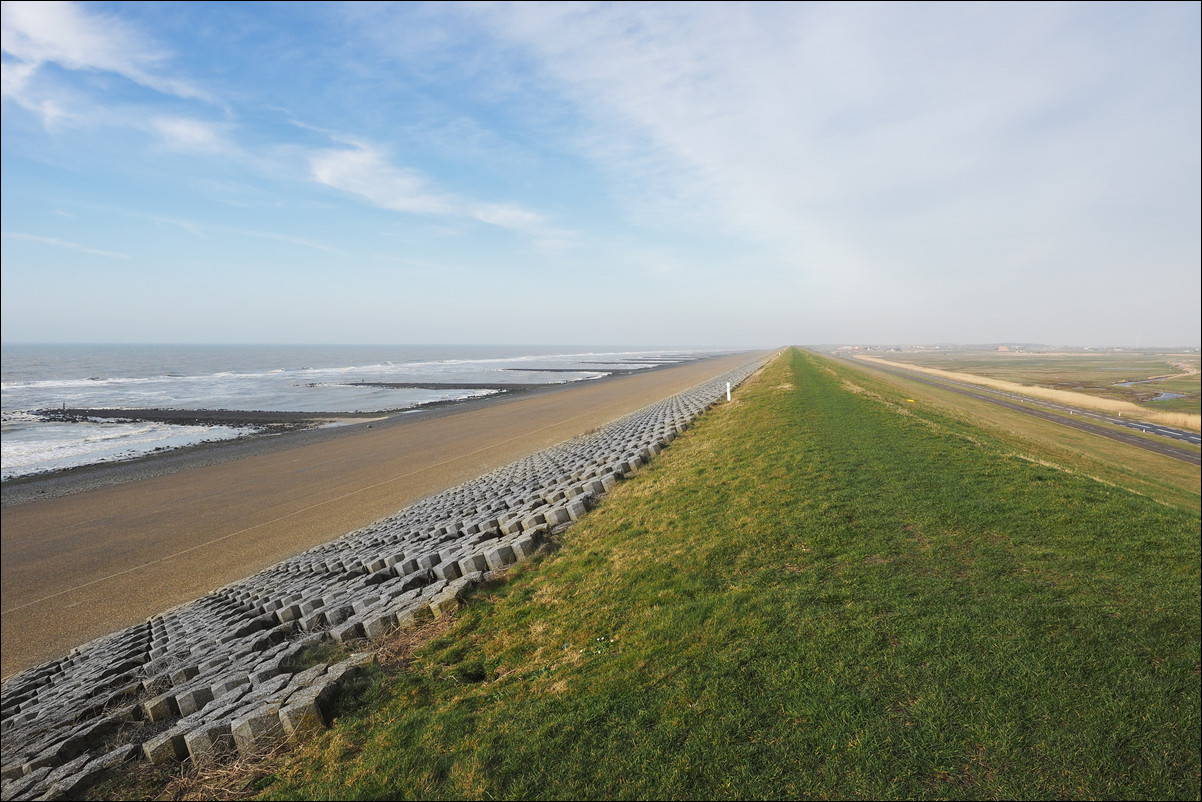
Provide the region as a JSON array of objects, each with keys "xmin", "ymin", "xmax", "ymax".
[{"xmin": 0, "ymin": 356, "xmax": 767, "ymax": 802}]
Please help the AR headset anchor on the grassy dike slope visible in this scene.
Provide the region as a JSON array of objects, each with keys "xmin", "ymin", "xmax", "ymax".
[{"xmin": 255, "ymin": 348, "xmax": 1199, "ymax": 800}]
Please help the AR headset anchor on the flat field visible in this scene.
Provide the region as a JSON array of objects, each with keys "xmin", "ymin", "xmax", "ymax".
[
  {"xmin": 873, "ymin": 349, "xmax": 1200, "ymax": 415},
  {"xmin": 92, "ymin": 348, "xmax": 1200, "ymax": 800}
]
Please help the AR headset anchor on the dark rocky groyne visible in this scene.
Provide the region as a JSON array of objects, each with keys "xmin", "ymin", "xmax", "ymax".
[{"xmin": 0, "ymin": 358, "xmax": 764, "ymax": 801}]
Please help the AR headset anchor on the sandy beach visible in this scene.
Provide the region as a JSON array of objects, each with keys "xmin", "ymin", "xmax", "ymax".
[{"xmin": 0, "ymin": 351, "xmax": 765, "ymax": 680}]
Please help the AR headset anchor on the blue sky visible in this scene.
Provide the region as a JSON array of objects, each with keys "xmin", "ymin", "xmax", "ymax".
[{"xmin": 2, "ymin": 2, "xmax": 1198, "ymax": 346}]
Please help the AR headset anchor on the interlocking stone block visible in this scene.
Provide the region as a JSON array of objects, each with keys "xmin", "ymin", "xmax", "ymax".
[
  {"xmin": 211, "ymin": 673, "xmax": 250, "ymax": 699},
  {"xmin": 520, "ymin": 512, "xmax": 547, "ymax": 531},
  {"xmin": 332, "ymin": 620, "xmax": 366, "ymax": 644},
  {"xmin": 485, "ymin": 544, "xmax": 516, "ymax": 571},
  {"xmin": 2, "ymin": 766, "xmax": 50, "ymax": 801},
  {"xmin": 324, "ymin": 605, "xmax": 355, "ymax": 627},
  {"xmin": 142, "ymin": 692, "xmax": 179, "ymax": 723},
  {"xmin": 543, "ymin": 506, "xmax": 571, "ymax": 527},
  {"xmin": 458, "ymin": 554, "xmax": 489, "ymax": 575},
  {"xmin": 362, "ymin": 611, "xmax": 397, "ymax": 640},
  {"xmin": 184, "ymin": 721, "xmax": 235, "ymax": 764},
  {"xmin": 175, "ymin": 685, "xmax": 214, "ymax": 717},
  {"xmin": 511, "ymin": 534, "xmax": 539, "ymax": 560},
  {"xmin": 143, "ymin": 728, "xmax": 187, "ymax": 764},
  {"xmin": 429, "ymin": 592, "xmax": 459, "ymax": 619},
  {"xmin": 230, "ymin": 705, "xmax": 284, "ymax": 757},
  {"xmin": 170, "ymin": 665, "xmax": 200, "ymax": 686},
  {"xmin": 278, "ymin": 688, "xmax": 326, "ymax": 742},
  {"xmin": 276, "ymin": 604, "xmax": 303, "ymax": 624},
  {"xmin": 299, "ymin": 610, "xmax": 327, "ymax": 631},
  {"xmin": 566, "ymin": 498, "xmax": 588, "ymax": 521}
]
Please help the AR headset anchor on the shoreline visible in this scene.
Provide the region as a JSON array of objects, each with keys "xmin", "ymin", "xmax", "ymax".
[
  {"xmin": 0, "ymin": 350, "xmax": 764, "ymax": 678},
  {"xmin": 2, "ymin": 366, "xmax": 709, "ymax": 507}
]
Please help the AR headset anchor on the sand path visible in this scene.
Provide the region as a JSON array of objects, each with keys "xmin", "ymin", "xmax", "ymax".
[{"xmin": 1, "ymin": 352, "xmax": 763, "ymax": 679}]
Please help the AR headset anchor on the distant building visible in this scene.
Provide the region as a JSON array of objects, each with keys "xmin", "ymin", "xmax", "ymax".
[{"xmin": 997, "ymin": 345, "xmax": 1011, "ymax": 352}]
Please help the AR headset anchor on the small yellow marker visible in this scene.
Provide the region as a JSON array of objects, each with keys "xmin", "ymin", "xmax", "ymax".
[{"xmin": 906, "ymin": 399, "xmax": 915, "ymax": 402}]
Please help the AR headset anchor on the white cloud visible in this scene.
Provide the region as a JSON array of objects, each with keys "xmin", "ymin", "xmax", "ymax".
[
  {"xmin": 310, "ymin": 144, "xmax": 454, "ymax": 216},
  {"xmin": 1, "ymin": 0, "xmax": 209, "ymax": 102},
  {"xmin": 309, "ymin": 142, "xmax": 555, "ymax": 237},
  {"xmin": 152, "ymin": 117, "xmax": 231, "ymax": 153},
  {"xmin": 2, "ymin": 231, "xmax": 129, "ymax": 258},
  {"xmin": 478, "ymin": 2, "xmax": 1199, "ymax": 297},
  {"xmin": 471, "ymin": 202, "xmax": 544, "ymax": 230}
]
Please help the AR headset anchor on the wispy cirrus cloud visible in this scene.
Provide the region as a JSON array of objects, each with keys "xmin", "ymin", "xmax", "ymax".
[
  {"xmin": 2, "ymin": 231, "xmax": 129, "ymax": 258},
  {"xmin": 151, "ymin": 117, "xmax": 233, "ymax": 154},
  {"xmin": 309, "ymin": 142, "xmax": 554, "ymax": 236},
  {"xmin": 476, "ymin": 3, "xmax": 1199, "ymax": 280},
  {"xmin": 116, "ymin": 209, "xmax": 345, "ymax": 255},
  {"xmin": 310, "ymin": 144, "xmax": 455, "ymax": 216},
  {"xmin": 1, "ymin": 0, "xmax": 210, "ymax": 105}
]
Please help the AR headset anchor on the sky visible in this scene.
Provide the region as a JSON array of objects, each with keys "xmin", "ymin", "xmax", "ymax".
[{"xmin": 1, "ymin": 2, "xmax": 1199, "ymax": 347}]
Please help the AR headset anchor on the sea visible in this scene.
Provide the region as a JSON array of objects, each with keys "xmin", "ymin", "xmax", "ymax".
[{"xmin": 1, "ymin": 344, "xmax": 719, "ymax": 481}]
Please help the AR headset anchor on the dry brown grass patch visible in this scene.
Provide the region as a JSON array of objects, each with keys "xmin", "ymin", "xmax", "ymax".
[
  {"xmin": 375, "ymin": 613, "xmax": 459, "ymax": 669},
  {"xmin": 155, "ymin": 739, "xmax": 295, "ymax": 801}
]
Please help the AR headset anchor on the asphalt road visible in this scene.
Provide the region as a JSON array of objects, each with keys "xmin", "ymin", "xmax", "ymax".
[
  {"xmin": 845, "ymin": 357, "xmax": 1201, "ymax": 465},
  {"xmin": 1, "ymin": 351, "xmax": 767, "ymax": 679}
]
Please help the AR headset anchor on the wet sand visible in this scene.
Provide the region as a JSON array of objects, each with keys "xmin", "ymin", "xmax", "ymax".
[{"xmin": 1, "ymin": 351, "xmax": 765, "ymax": 679}]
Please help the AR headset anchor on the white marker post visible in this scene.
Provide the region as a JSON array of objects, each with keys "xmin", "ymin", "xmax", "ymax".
[{"xmin": 726, "ymin": 382, "xmax": 731, "ymax": 402}]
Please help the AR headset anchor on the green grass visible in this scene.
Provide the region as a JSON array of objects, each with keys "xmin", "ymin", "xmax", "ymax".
[
  {"xmin": 102, "ymin": 348, "xmax": 1202, "ymax": 800},
  {"xmin": 835, "ymin": 353, "xmax": 1201, "ymax": 512}
]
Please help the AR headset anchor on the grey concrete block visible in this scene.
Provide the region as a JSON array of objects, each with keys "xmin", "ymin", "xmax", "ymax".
[
  {"xmin": 143, "ymin": 728, "xmax": 187, "ymax": 764},
  {"xmin": 332, "ymin": 620, "xmax": 366, "ymax": 644},
  {"xmin": 428, "ymin": 592, "xmax": 459, "ymax": 619},
  {"xmin": 299, "ymin": 598, "xmax": 325, "ymax": 615},
  {"xmin": 211, "ymin": 673, "xmax": 250, "ymax": 699},
  {"xmin": 319, "ymin": 653, "xmax": 375, "ymax": 691},
  {"xmin": 230, "ymin": 705, "xmax": 284, "ymax": 756},
  {"xmin": 170, "ymin": 665, "xmax": 200, "ymax": 686},
  {"xmin": 2, "ymin": 766, "xmax": 50, "ymax": 801},
  {"xmin": 276, "ymin": 604, "xmax": 303, "ymax": 624},
  {"xmin": 566, "ymin": 498, "xmax": 588, "ymax": 521},
  {"xmin": 458, "ymin": 554, "xmax": 489, "ymax": 575},
  {"xmin": 362, "ymin": 611, "xmax": 397, "ymax": 640},
  {"xmin": 184, "ymin": 721, "xmax": 234, "ymax": 764},
  {"xmin": 351, "ymin": 595, "xmax": 382, "ymax": 615},
  {"xmin": 142, "ymin": 692, "xmax": 179, "ymax": 723},
  {"xmin": 278, "ymin": 689, "xmax": 326, "ymax": 742},
  {"xmin": 30, "ymin": 751, "xmax": 91, "ymax": 795},
  {"xmin": 543, "ymin": 506, "xmax": 571, "ymax": 527},
  {"xmin": 175, "ymin": 686, "xmax": 214, "ymax": 717},
  {"xmin": 285, "ymin": 663, "xmax": 328, "ymax": 693},
  {"xmin": 299, "ymin": 611, "xmax": 327, "ymax": 631},
  {"xmin": 484, "ymin": 544, "xmax": 516, "ymax": 571},
  {"xmin": 39, "ymin": 743, "xmax": 139, "ymax": 801},
  {"xmin": 511, "ymin": 534, "xmax": 540, "ymax": 560},
  {"xmin": 519, "ymin": 512, "xmax": 546, "ymax": 531},
  {"xmin": 433, "ymin": 560, "xmax": 463, "ymax": 581},
  {"xmin": 324, "ymin": 605, "xmax": 355, "ymax": 627}
]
